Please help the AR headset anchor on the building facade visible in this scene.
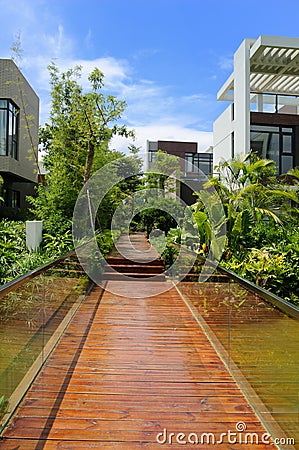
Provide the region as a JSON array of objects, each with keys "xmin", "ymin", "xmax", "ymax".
[
  {"xmin": 0, "ymin": 59, "xmax": 39, "ymax": 217},
  {"xmin": 145, "ymin": 140, "xmax": 213, "ymax": 204},
  {"xmin": 213, "ymin": 36, "xmax": 299, "ymax": 174}
]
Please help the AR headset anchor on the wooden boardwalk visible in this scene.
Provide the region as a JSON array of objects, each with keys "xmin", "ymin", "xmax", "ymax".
[{"xmin": 0, "ymin": 235, "xmax": 275, "ymax": 449}]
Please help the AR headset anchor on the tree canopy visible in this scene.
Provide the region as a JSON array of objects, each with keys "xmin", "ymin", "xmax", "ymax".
[{"xmin": 28, "ymin": 63, "xmax": 137, "ymax": 233}]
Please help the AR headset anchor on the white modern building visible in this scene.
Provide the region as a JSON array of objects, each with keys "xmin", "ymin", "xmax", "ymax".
[{"xmin": 213, "ymin": 35, "xmax": 299, "ymax": 174}]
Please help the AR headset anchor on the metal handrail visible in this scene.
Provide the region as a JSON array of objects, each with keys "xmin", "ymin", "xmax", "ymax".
[
  {"xmin": 176, "ymin": 245, "xmax": 299, "ymax": 320},
  {"xmin": 198, "ymin": 254, "xmax": 299, "ymax": 320},
  {"xmin": 0, "ymin": 249, "xmax": 77, "ymax": 297},
  {"xmin": 216, "ymin": 263, "xmax": 299, "ymax": 320}
]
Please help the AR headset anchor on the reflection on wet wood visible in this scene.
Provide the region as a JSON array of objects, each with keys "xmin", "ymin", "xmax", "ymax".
[
  {"xmin": 1, "ymin": 281, "xmax": 273, "ymax": 449},
  {"xmin": 179, "ymin": 281, "xmax": 299, "ymax": 448}
]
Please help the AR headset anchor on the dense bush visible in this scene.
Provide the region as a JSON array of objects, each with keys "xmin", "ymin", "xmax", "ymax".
[
  {"xmin": 138, "ymin": 197, "xmax": 184, "ymax": 237},
  {"xmin": 0, "ymin": 219, "xmax": 119, "ymax": 285},
  {"xmin": 222, "ymin": 237, "xmax": 299, "ymax": 305},
  {"xmin": 190, "ymin": 152, "xmax": 299, "ymax": 305},
  {"xmin": 0, "ymin": 220, "xmax": 72, "ymax": 285}
]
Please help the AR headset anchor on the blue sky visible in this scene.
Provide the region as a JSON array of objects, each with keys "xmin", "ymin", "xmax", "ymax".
[{"xmin": 1, "ymin": 0, "xmax": 299, "ymax": 153}]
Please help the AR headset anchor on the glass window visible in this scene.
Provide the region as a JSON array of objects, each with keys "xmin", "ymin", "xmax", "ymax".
[
  {"xmin": 282, "ymin": 135, "xmax": 292, "ymax": 154},
  {"xmin": 11, "ymin": 191, "xmax": 20, "ymax": 208},
  {"xmin": 148, "ymin": 141, "xmax": 158, "ymax": 151},
  {"xmin": 0, "ymin": 99, "xmax": 19, "ymax": 159},
  {"xmin": 149, "ymin": 151, "xmax": 156, "ymax": 163},
  {"xmin": 250, "ymin": 130, "xmax": 271, "ymax": 159},
  {"xmin": 185, "ymin": 153, "xmax": 213, "ymax": 175},
  {"xmin": 268, "ymin": 133, "xmax": 279, "ymax": 168},
  {"xmin": 185, "ymin": 153, "xmax": 194, "ymax": 172},
  {"xmin": 0, "ymin": 110, "xmax": 7, "ymax": 156},
  {"xmin": 3, "ymin": 189, "xmax": 20, "ymax": 208},
  {"xmin": 250, "ymin": 124, "xmax": 295, "ymax": 175},
  {"xmin": 281, "ymin": 155, "xmax": 293, "ymax": 174},
  {"xmin": 195, "ymin": 154, "xmax": 213, "ymax": 175}
]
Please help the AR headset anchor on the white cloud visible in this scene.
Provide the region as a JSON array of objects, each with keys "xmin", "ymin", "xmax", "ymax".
[
  {"xmin": 181, "ymin": 94, "xmax": 208, "ymax": 103},
  {"xmin": 218, "ymin": 56, "xmax": 234, "ymax": 71},
  {"xmin": 0, "ymin": 1, "xmax": 214, "ymax": 154},
  {"xmin": 110, "ymin": 124, "xmax": 213, "ymax": 155}
]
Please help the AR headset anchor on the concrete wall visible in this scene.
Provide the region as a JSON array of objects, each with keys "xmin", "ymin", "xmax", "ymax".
[{"xmin": 213, "ymin": 105, "xmax": 233, "ymax": 167}]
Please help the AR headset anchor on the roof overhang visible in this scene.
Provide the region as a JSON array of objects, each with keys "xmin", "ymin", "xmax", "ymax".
[{"xmin": 218, "ymin": 35, "xmax": 299, "ymax": 101}]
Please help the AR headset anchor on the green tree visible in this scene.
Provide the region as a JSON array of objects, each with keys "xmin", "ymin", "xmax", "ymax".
[
  {"xmin": 28, "ymin": 63, "xmax": 134, "ymax": 233},
  {"xmin": 146, "ymin": 150, "xmax": 182, "ymax": 192}
]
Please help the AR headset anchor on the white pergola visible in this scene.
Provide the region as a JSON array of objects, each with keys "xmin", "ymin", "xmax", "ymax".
[
  {"xmin": 216, "ymin": 36, "xmax": 299, "ymax": 154},
  {"xmin": 218, "ymin": 36, "xmax": 299, "ymax": 101}
]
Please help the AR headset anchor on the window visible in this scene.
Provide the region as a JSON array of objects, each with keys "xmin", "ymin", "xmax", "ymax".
[
  {"xmin": 148, "ymin": 141, "xmax": 158, "ymax": 151},
  {"xmin": 185, "ymin": 153, "xmax": 213, "ymax": 175},
  {"xmin": 3, "ymin": 188, "xmax": 20, "ymax": 208},
  {"xmin": 149, "ymin": 151, "xmax": 156, "ymax": 163},
  {"xmin": 185, "ymin": 153, "xmax": 194, "ymax": 173},
  {"xmin": 0, "ymin": 99, "xmax": 19, "ymax": 159},
  {"xmin": 250, "ymin": 125, "xmax": 294, "ymax": 175}
]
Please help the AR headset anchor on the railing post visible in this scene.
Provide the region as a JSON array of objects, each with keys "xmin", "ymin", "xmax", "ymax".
[{"xmin": 26, "ymin": 220, "xmax": 43, "ymax": 251}]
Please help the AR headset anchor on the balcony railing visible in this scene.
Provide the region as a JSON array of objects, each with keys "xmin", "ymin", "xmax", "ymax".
[{"xmin": 250, "ymin": 93, "xmax": 299, "ymax": 115}]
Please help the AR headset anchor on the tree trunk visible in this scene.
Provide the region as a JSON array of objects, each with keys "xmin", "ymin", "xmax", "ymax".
[{"xmin": 84, "ymin": 142, "xmax": 95, "ymax": 184}]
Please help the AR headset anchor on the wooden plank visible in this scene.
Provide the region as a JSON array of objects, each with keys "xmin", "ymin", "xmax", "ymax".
[{"xmin": 0, "ymin": 234, "xmax": 280, "ymax": 449}]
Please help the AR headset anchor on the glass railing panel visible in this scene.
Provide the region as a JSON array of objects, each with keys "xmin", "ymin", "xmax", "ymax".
[
  {"xmin": 178, "ymin": 280, "xmax": 231, "ymax": 364},
  {"xmin": 178, "ymin": 278, "xmax": 299, "ymax": 446},
  {"xmin": 0, "ymin": 254, "xmax": 90, "ymax": 433},
  {"xmin": 0, "ymin": 274, "xmax": 46, "ymax": 403},
  {"xmin": 227, "ymin": 281, "xmax": 299, "ymax": 445}
]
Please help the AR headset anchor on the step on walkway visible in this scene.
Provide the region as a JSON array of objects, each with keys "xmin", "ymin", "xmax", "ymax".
[
  {"xmin": 103, "ymin": 233, "xmax": 165, "ymax": 281},
  {"xmin": 0, "ymin": 235, "xmax": 275, "ymax": 449}
]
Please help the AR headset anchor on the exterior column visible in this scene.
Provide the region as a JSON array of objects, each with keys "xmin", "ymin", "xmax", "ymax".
[
  {"xmin": 26, "ymin": 220, "xmax": 43, "ymax": 251},
  {"xmin": 234, "ymin": 39, "xmax": 251, "ymax": 156}
]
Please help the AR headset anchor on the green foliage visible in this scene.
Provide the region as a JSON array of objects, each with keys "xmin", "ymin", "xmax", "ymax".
[
  {"xmin": 0, "ymin": 220, "xmax": 74, "ymax": 285},
  {"xmin": 43, "ymin": 230, "xmax": 73, "ymax": 257},
  {"xmin": 0, "ymin": 220, "xmax": 37, "ymax": 284},
  {"xmin": 0, "ymin": 395, "xmax": 9, "ymax": 420},
  {"xmin": 203, "ymin": 152, "xmax": 298, "ymax": 253},
  {"xmin": 146, "ymin": 150, "xmax": 182, "ymax": 191},
  {"xmin": 161, "ymin": 243, "xmax": 179, "ymax": 269},
  {"xmin": 28, "ymin": 63, "xmax": 134, "ymax": 228},
  {"xmin": 167, "ymin": 227, "xmax": 181, "ymax": 245},
  {"xmin": 95, "ymin": 229, "xmax": 115, "ymax": 256},
  {"xmin": 220, "ymin": 207, "xmax": 299, "ymax": 305},
  {"xmin": 222, "ymin": 241, "xmax": 299, "ymax": 305},
  {"xmin": 138, "ymin": 197, "xmax": 184, "ymax": 236},
  {"xmin": 190, "ymin": 152, "xmax": 299, "ymax": 305}
]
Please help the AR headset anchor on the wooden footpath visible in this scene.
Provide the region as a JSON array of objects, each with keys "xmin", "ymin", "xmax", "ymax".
[{"xmin": 0, "ymin": 235, "xmax": 275, "ymax": 449}]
